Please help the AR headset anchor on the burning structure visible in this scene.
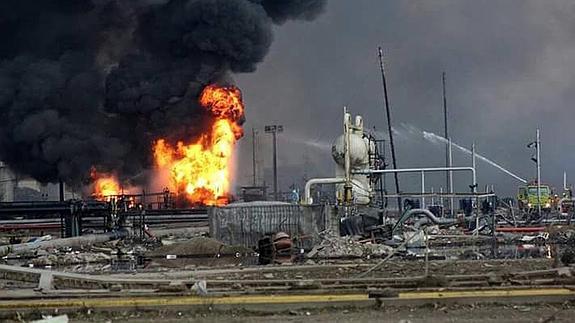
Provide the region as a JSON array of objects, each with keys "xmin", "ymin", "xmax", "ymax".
[
  {"xmin": 154, "ymin": 85, "xmax": 245, "ymax": 205},
  {"xmin": 0, "ymin": 0, "xmax": 326, "ymax": 203}
]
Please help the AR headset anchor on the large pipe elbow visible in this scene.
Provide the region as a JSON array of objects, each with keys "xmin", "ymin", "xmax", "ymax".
[
  {"xmin": 393, "ymin": 208, "xmax": 459, "ymax": 233},
  {"xmin": 303, "ymin": 177, "xmax": 346, "ymax": 204}
]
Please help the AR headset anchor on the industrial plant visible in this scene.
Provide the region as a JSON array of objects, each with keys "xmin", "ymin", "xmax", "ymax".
[{"xmin": 1, "ymin": 1, "xmax": 575, "ymax": 323}]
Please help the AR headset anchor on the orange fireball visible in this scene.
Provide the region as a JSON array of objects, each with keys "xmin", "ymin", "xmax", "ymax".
[
  {"xmin": 153, "ymin": 84, "xmax": 244, "ymax": 206},
  {"xmin": 91, "ymin": 169, "xmax": 121, "ymax": 199},
  {"xmin": 199, "ymin": 84, "xmax": 244, "ymax": 128}
]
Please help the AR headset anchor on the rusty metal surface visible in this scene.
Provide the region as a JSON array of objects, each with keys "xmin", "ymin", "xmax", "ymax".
[{"xmin": 209, "ymin": 202, "xmax": 328, "ymax": 249}]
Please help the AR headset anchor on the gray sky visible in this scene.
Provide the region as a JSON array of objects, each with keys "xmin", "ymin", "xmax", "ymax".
[{"xmin": 234, "ymin": 0, "xmax": 575, "ymax": 197}]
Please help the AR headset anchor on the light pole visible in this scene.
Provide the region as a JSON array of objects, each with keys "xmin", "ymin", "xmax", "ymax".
[
  {"xmin": 378, "ymin": 46, "xmax": 401, "ymax": 211},
  {"xmin": 528, "ymin": 129, "xmax": 541, "ymax": 218},
  {"xmin": 442, "ymin": 72, "xmax": 451, "ymax": 215},
  {"xmin": 265, "ymin": 125, "xmax": 283, "ymax": 200}
]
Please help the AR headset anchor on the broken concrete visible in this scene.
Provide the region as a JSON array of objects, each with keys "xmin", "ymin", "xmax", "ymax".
[{"xmin": 307, "ymin": 234, "xmax": 393, "ymax": 259}]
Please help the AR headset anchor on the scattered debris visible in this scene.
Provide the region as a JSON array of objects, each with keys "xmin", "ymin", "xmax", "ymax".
[
  {"xmin": 307, "ymin": 233, "xmax": 393, "ymax": 259},
  {"xmin": 32, "ymin": 252, "xmax": 111, "ymax": 267},
  {"xmin": 31, "ymin": 315, "xmax": 69, "ymax": 323},
  {"xmin": 519, "ymin": 232, "xmax": 549, "ymax": 243},
  {"xmin": 109, "ymin": 284, "xmax": 122, "ymax": 292},
  {"xmin": 191, "ymin": 280, "xmax": 208, "ymax": 296},
  {"xmin": 27, "ymin": 235, "xmax": 53, "ymax": 243},
  {"xmin": 403, "ymin": 230, "xmax": 427, "ymax": 248},
  {"xmin": 257, "ymin": 232, "xmax": 294, "ymax": 265}
]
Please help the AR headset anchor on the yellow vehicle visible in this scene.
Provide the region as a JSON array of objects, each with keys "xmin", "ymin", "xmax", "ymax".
[{"xmin": 517, "ymin": 183, "xmax": 553, "ymax": 211}]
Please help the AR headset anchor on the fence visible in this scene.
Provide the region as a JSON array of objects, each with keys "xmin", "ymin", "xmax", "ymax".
[{"xmin": 209, "ymin": 202, "xmax": 329, "ymax": 249}]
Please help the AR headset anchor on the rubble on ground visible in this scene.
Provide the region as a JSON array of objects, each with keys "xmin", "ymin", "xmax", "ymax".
[
  {"xmin": 551, "ymin": 228, "xmax": 575, "ymax": 264},
  {"xmin": 307, "ymin": 233, "xmax": 393, "ymax": 259},
  {"xmin": 32, "ymin": 251, "xmax": 111, "ymax": 267},
  {"xmin": 549, "ymin": 227, "xmax": 575, "ymax": 244}
]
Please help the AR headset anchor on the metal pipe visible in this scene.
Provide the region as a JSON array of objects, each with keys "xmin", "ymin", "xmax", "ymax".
[
  {"xmin": 472, "ymin": 143, "xmax": 477, "ymax": 191},
  {"xmin": 343, "ymin": 108, "xmax": 352, "ymax": 203},
  {"xmin": 355, "ymin": 166, "xmax": 476, "ymax": 214},
  {"xmin": 354, "ymin": 166, "xmax": 475, "ymax": 177},
  {"xmin": 375, "ymin": 192, "xmax": 495, "ymax": 198},
  {"xmin": 303, "ymin": 178, "xmax": 346, "ymax": 204},
  {"xmin": 440, "ymin": 187, "xmax": 444, "ymax": 208},
  {"xmin": 420, "ymin": 171, "xmax": 425, "ymax": 209},
  {"xmin": 393, "ymin": 208, "xmax": 459, "ymax": 234},
  {"xmin": 0, "ymin": 230, "xmax": 128, "ymax": 256}
]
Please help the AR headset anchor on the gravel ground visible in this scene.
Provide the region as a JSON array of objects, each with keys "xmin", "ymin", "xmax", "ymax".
[
  {"xmin": 115, "ymin": 258, "xmax": 553, "ymax": 281},
  {"xmin": 0, "ymin": 279, "xmax": 36, "ymax": 290},
  {"xmin": 214, "ymin": 258, "xmax": 554, "ymax": 280},
  {"xmin": 10, "ymin": 302, "xmax": 573, "ymax": 323}
]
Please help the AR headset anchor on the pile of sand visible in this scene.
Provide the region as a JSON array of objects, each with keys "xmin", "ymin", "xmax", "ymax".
[{"xmin": 146, "ymin": 237, "xmax": 251, "ymax": 257}]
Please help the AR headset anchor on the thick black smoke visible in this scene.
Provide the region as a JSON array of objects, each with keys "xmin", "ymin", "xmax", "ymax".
[{"xmin": 0, "ymin": 0, "xmax": 326, "ymax": 188}]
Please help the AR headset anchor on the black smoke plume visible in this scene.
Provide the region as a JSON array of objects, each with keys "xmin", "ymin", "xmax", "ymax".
[{"xmin": 0, "ymin": 0, "xmax": 326, "ymax": 188}]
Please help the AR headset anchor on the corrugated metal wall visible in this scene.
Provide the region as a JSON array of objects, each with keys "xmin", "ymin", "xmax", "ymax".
[{"xmin": 209, "ymin": 202, "xmax": 328, "ymax": 249}]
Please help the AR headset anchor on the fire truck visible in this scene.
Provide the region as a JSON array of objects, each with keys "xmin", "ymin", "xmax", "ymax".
[{"xmin": 517, "ymin": 182, "xmax": 555, "ymax": 212}]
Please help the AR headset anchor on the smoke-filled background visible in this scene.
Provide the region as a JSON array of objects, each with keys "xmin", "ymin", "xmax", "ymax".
[
  {"xmin": 0, "ymin": 0, "xmax": 326, "ymax": 190},
  {"xmin": 236, "ymin": 0, "xmax": 575, "ymax": 198}
]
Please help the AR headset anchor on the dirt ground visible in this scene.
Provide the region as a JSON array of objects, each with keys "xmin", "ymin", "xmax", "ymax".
[
  {"xmin": 109, "ymin": 258, "xmax": 553, "ymax": 282},
  {"xmin": 215, "ymin": 258, "xmax": 554, "ymax": 280},
  {"xmin": 15, "ymin": 302, "xmax": 574, "ymax": 323},
  {"xmin": 0, "ymin": 279, "xmax": 36, "ymax": 290}
]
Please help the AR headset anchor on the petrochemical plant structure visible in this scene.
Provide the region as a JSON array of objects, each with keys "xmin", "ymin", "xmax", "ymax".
[{"xmin": 303, "ymin": 107, "xmax": 497, "ymax": 233}]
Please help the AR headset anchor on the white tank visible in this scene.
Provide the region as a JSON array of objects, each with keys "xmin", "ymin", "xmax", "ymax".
[
  {"xmin": 331, "ymin": 133, "xmax": 369, "ymax": 168},
  {"xmin": 331, "ymin": 113, "xmax": 372, "ymax": 205}
]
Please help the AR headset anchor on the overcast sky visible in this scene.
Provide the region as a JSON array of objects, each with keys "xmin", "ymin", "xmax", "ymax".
[{"xmin": 234, "ymin": 0, "xmax": 575, "ymax": 197}]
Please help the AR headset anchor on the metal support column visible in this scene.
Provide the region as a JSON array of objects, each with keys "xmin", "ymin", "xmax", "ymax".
[
  {"xmin": 265, "ymin": 125, "xmax": 283, "ymax": 201},
  {"xmin": 536, "ymin": 129, "xmax": 542, "ymax": 219},
  {"xmin": 421, "ymin": 171, "xmax": 425, "ymax": 209}
]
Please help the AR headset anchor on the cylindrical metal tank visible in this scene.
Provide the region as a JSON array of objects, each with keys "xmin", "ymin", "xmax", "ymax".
[
  {"xmin": 331, "ymin": 133, "xmax": 369, "ymax": 168},
  {"xmin": 331, "ymin": 115, "xmax": 372, "ymax": 205}
]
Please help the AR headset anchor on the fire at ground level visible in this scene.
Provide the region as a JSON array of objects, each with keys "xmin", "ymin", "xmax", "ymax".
[
  {"xmin": 76, "ymin": 83, "xmax": 245, "ymax": 207},
  {"xmin": 2, "ymin": 109, "xmax": 575, "ymax": 322}
]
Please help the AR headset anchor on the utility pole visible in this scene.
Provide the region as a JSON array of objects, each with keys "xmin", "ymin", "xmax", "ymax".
[
  {"xmin": 265, "ymin": 125, "xmax": 283, "ymax": 201},
  {"xmin": 378, "ymin": 46, "xmax": 401, "ymax": 212},
  {"xmin": 448, "ymin": 138, "xmax": 454, "ymax": 217},
  {"xmin": 442, "ymin": 72, "xmax": 451, "ymax": 214},
  {"xmin": 536, "ymin": 129, "xmax": 541, "ymax": 219},
  {"xmin": 472, "ymin": 143, "xmax": 478, "ymax": 236},
  {"xmin": 528, "ymin": 129, "xmax": 542, "ymax": 219}
]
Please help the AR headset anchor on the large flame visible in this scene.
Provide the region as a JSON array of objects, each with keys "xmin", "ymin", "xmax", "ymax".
[
  {"xmin": 153, "ymin": 84, "xmax": 244, "ymax": 206},
  {"xmin": 91, "ymin": 169, "xmax": 121, "ymax": 199}
]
